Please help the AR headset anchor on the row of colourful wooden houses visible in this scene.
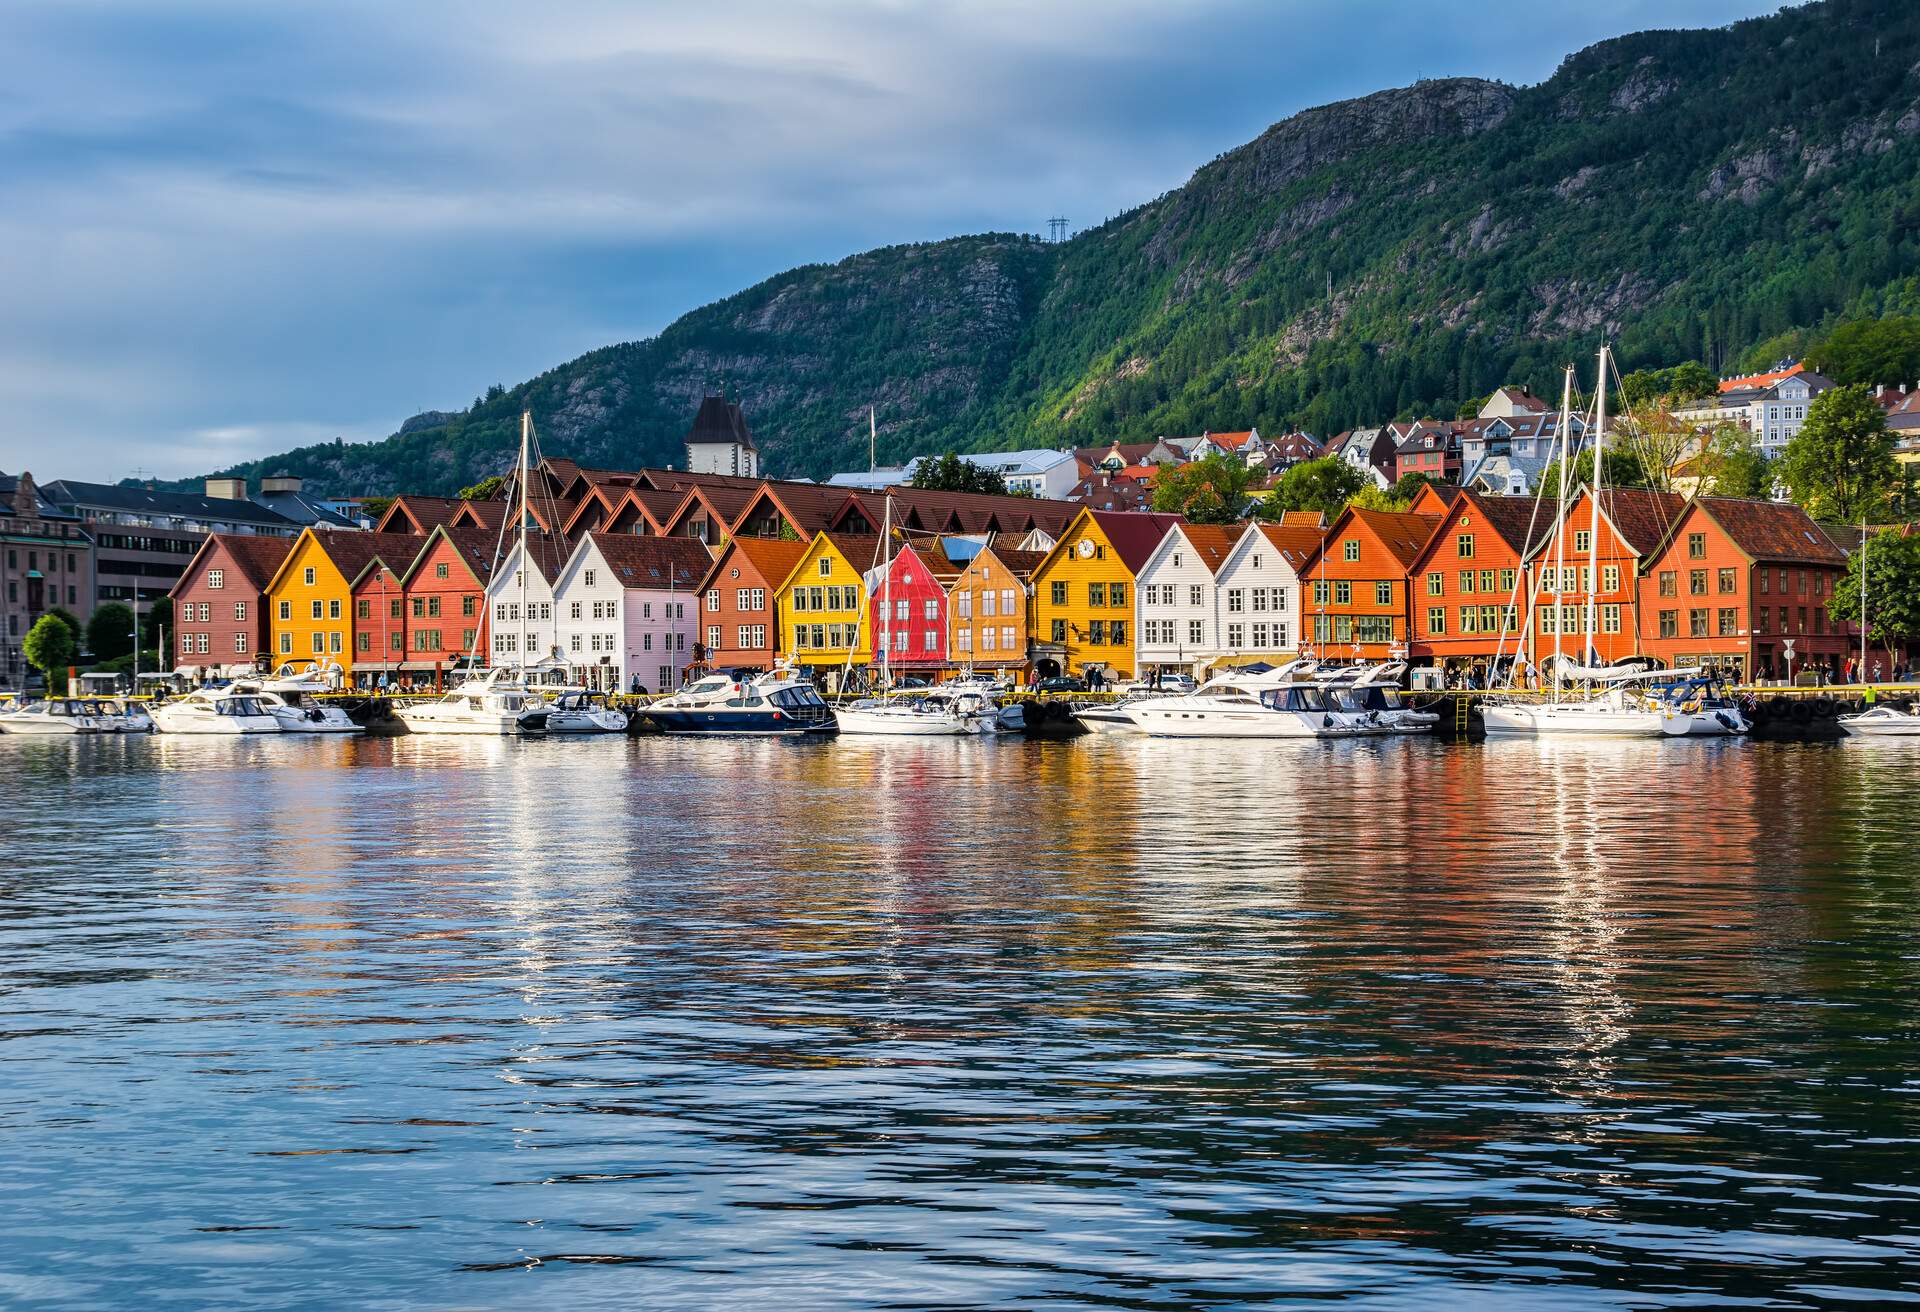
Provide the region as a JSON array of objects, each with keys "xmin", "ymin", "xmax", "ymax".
[{"xmin": 169, "ymin": 452, "xmax": 1866, "ymax": 689}]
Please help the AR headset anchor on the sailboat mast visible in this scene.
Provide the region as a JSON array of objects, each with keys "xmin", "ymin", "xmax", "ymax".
[
  {"xmin": 1552, "ymin": 365, "xmax": 1573, "ymax": 702},
  {"xmin": 1861, "ymin": 517, "xmax": 1869, "ymax": 681},
  {"xmin": 518, "ymin": 409, "xmax": 530, "ymax": 674},
  {"xmin": 1585, "ymin": 347, "xmax": 1607, "ymax": 662},
  {"xmin": 880, "ymin": 496, "xmax": 893, "ymax": 685}
]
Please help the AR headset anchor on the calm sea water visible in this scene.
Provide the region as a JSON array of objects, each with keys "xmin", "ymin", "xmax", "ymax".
[{"xmin": 1, "ymin": 733, "xmax": 1917, "ymax": 1309}]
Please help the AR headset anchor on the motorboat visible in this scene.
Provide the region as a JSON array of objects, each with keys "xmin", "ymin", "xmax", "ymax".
[
  {"xmin": 919, "ymin": 680, "xmax": 1023, "ymax": 732},
  {"xmin": 259, "ymin": 660, "xmax": 345, "ymax": 695},
  {"xmin": 1317, "ymin": 662, "xmax": 1439, "ymax": 734},
  {"xmin": 75, "ymin": 697, "xmax": 153, "ymax": 733},
  {"xmin": 1123, "ymin": 667, "xmax": 1365, "ymax": 738},
  {"xmin": 637, "ymin": 663, "xmax": 835, "ymax": 734},
  {"xmin": 1643, "ymin": 672, "xmax": 1750, "ymax": 737},
  {"xmin": 542, "ymin": 690, "xmax": 630, "ymax": 734},
  {"xmin": 148, "ymin": 687, "xmax": 283, "ymax": 734},
  {"xmin": 1839, "ymin": 704, "xmax": 1920, "ymax": 736},
  {"xmin": 1071, "ymin": 695, "xmax": 1155, "ymax": 734},
  {"xmin": 0, "ymin": 698, "xmax": 104, "ymax": 735},
  {"xmin": 394, "ymin": 667, "xmax": 548, "ymax": 735},
  {"xmin": 231, "ymin": 680, "xmax": 363, "ymax": 734}
]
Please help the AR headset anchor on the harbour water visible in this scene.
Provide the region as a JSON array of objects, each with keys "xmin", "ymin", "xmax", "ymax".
[{"xmin": 2, "ymin": 734, "xmax": 1917, "ymax": 1308}]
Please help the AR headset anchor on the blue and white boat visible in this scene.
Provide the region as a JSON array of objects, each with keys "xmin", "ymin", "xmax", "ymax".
[{"xmin": 638, "ymin": 662, "xmax": 835, "ymax": 734}]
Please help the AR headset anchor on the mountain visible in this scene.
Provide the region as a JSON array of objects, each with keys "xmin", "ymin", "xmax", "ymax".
[{"xmin": 182, "ymin": 0, "xmax": 1920, "ymax": 496}]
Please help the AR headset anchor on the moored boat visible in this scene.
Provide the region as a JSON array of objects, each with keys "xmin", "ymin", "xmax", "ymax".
[
  {"xmin": 231, "ymin": 681, "xmax": 363, "ymax": 734},
  {"xmin": 394, "ymin": 667, "xmax": 546, "ymax": 735},
  {"xmin": 148, "ymin": 688, "xmax": 283, "ymax": 734},
  {"xmin": 638, "ymin": 664, "xmax": 835, "ymax": 734},
  {"xmin": 542, "ymin": 690, "xmax": 630, "ymax": 733},
  {"xmin": 0, "ymin": 698, "xmax": 104, "ymax": 735},
  {"xmin": 1123, "ymin": 667, "xmax": 1366, "ymax": 738},
  {"xmin": 1838, "ymin": 704, "xmax": 1920, "ymax": 736}
]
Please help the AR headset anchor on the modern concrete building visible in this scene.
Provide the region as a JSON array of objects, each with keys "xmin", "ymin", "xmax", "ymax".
[{"xmin": 1, "ymin": 471, "xmax": 95, "ymax": 687}]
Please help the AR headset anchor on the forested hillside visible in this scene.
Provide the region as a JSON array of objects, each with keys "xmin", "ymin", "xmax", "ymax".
[{"xmin": 177, "ymin": 0, "xmax": 1920, "ymax": 495}]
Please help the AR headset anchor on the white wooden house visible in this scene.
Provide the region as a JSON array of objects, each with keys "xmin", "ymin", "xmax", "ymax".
[
  {"xmin": 551, "ymin": 532, "xmax": 714, "ymax": 691},
  {"xmin": 1132, "ymin": 522, "xmax": 1246, "ymax": 675}
]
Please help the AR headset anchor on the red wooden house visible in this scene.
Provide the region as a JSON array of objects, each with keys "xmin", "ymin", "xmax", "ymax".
[
  {"xmin": 168, "ymin": 533, "xmax": 295, "ymax": 673},
  {"xmin": 348, "ymin": 544, "xmax": 417, "ymax": 680},
  {"xmin": 1637, "ymin": 496, "xmax": 1853, "ymax": 680},
  {"xmin": 1297, "ymin": 506, "xmax": 1442, "ymax": 661},
  {"xmin": 697, "ymin": 536, "xmax": 811, "ymax": 671},
  {"xmin": 1408, "ymin": 490, "xmax": 1553, "ymax": 671},
  {"xmin": 398, "ymin": 526, "xmax": 494, "ymax": 677},
  {"xmin": 870, "ymin": 542, "xmax": 961, "ymax": 673},
  {"xmin": 1523, "ymin": 488, "xmax": 1687, "ymax": 666}
]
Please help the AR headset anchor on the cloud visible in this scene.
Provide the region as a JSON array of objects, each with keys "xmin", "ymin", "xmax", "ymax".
[{"xmin": 0, "ymin": 0, "xmax": 1778, "ymax": 480}]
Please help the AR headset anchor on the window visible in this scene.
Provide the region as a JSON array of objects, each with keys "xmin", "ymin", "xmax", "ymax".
[
  {"xmin": 1688, "ymin": 533, "xmax": 1706, "ymax": 560},
  {"xmin": 1602, "ymin": 603, "xmax": 1621, "ymax": 634},
  {"xmin": 1427, "ymin": 607, "xmax": 1446, "ymax": 635},
  {"xmin": 1110, "ymin": 583, "xmax": 1126, "ymax": 608},
  {"xmin": 234, "ymin": 633, "xmax": 248, "ymax": 653},
  {"xmin": 1051, "ymin": 581, "xmax": 1067, "ymax": 606},
  {"xmin": 1189, "ymin": 585, "xmax": 1203, "ymax": 607},
  {"xmin": 235, "ymin": 602, "xmax": 247, "ymax": 621},
  {"xmin": 706, "ymin": 589, "xmax": 719, "ymax": 612},
  {"xmin": 1499, "ymin": 568, "xmax": 1515, "ymax": 593},
  {"xmin": 976, "ymin": 626, "xmax": 990, "ymax": 651},
  {"xmin": 1333, "ymin": 581, "xmax": 1351, "ymax": 605},
  {"xmin": 1602, "ymin": 565, "xmax": 1620, "ymax": 594},
  {"xmin": 1459, "ymin": 570, "xmax": 1475, "ymax": 594},
  {"xmin": 280, "ymin": 632, "xmax": 292, "ymax": 654},
  {"xmin": 923, "ymin": 599, "xmax": 938, "ymax": 621},
  {"xmin": 1189, "ymin": 620, "xmax": 1203, "ymax": 644},
  {"xmin": 1456, "ymin": 534, "xmax": 1474, "ymax": 559},
  {"xmin": 1690, "ymin": 569, "xmax": 1708, "ymax": 596},
  {"xmin": 390, "ymin": 598, "xmax": 403, "ymax": 620},
  {"xmin": 1719, "ymin": 607, "xmax": 1738, "ymax": 637},
  {"xmin": 1344, "ymin": 539, "xmax": 1361, "ymax": 562},
  {"xmin": 1227, "ymin": 589, "xmax": 1244, "ymax": 613},
  {"xmin": 1109, "ymin": 620, "xmax": 1127, "ymax": 646},
  {"xmin": 1227, "ymin": 622, "xmax": 1245, "ymax": 647},
  {"xmin": 584, "ymin": 569, "xmax": 597, "ymax": 588},
  {"xmin": 706, "ymin": 624, "xmax": 721, "ymax": 650},
  {"xmin": 1753, "ymin": 608, "xmax": 1767, "ymax": 634},
  {"xmin": 1250, "ymin": 587, "xmax": 1269, "ymax": 612},
  {"xmin": 207, "ymin": 569, "xmax": 224, "ymax": 589},
  {"xmin": 1001, "ymin": 588, "xmax": 1016, "ymax": 617},
  {"xmin": 413, "ymin": 597, "xmax": 426, "ymax": 619},
  {"xmin": 435, "ymin": 563, "xmax": 449, "ymax": 579},
  {"xmin": 958, "ymin": 591, "xmax": 972, "ymax": 619},
  {"xmin": 818, "ymin": 557, "xmax": 832, "ymax": 577},
  {"xmin": 1659, "ymin": 608, "xmax": 1678, "ymax": 638},
  {"xmin": 1088, "ymin": 582, "xmax": 1106, "ymax": 607},
  {"xmin": 1718, "ymin": 568, "xmax": 1737, "ymax": 594},
  {"xmin": 1659, "ymin": 570, "xmax": 1677, "ymax": 597},
  {"xmin": 894, "ymin": 599, "xmax": 908, "ymax": 621},
  {"xmin": 311, "ymin": 600, "xmax": 323, "ymax": 620},
  {"xmin": 923, "ymin": 630, "xmax": 938, "ymax": 652},
  {"xmin": 1689, "ymin": 607, "xmax": 1709, "ymax": 638},
  {"xmin": 312, "ymin": 632, "xmax": 325, "ymax": 653},
  {"xmin": 1313, "ymin": 580, "xmax": 1328, "ymax": 605},
  {"xmin": 304, "ymin": 567, "xmax": 315, "ymax": 586},
  {"xmin": 1051, "ymin": 619, "xmax": 1067, "ymax": 642},
  {"xmin": 1375, "ymin": 581, "xmax": 1392, "ymax": 606},
  {"xmin": 1426, "ymin": 572, "xmax": 1443, "ymax": 596}
]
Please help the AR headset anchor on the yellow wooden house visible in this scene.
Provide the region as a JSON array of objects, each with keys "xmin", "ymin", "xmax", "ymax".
[
  {"xmin": 771, "ymin": 531, "xmax": 883, "ymax": 683},
  {"xmin": 1028, "ymin": 508, "xmax": 1182, "ymax": 680},
  {"xmin": 262, "ymin": 528, "xmax": 422, "ymax": 679}
]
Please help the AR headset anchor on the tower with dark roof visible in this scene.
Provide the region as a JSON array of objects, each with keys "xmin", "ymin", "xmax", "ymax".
[{"xmin": 683, "ymin": 395, "xmax": 759, "ymax": 479}]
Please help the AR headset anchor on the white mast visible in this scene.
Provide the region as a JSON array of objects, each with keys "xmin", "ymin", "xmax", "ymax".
[
  {"xmin": 1585, "ymin": 346, "xmax": 1607, "ymax": 666},
  {"xmin": 869, "ymin": 406, "xmax": 877, "ymax": 473},
  {"xmin": 518, "ymin": 409, "xmax": 531, "ymax": 676},
  {"xmin": 1861, "ymin": 517, "xmax": 1869, "ymax": 681},
  {"xmin": 879, "ymin": 495, "xmax": 893, "ymax": 686},
  {"xmin": 1551, "ymin": 365, "xmax": 1573, "ymax": 703}
]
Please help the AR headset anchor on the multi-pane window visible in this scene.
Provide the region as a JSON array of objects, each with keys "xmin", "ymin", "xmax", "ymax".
[
  {"xmin": 1050, "ymin": 581, "xmax": 1067, "ymax": 606},
  {"xmin": 1602, "ymin": 603, "xmax": 1621, "ymax": 634},
  {"xmin": 1333, "ymin": 581, "xmax": 1351, "ymax": 605},
  {"xmin": 1227, "ymin": 589, "xmax": 1244, "ymax": 613},
  {"xmin": 1574, "ymin": 530, "xmax": 1591, "ymax": 554},
  {"xmin": 1188, "ymin": 619, "xmax": 1203, "ymax": 644},
  {"xmin": 1427, "ymin": 573, "xmax": 1443, "ymax": 596},
  {"xmin": 1718, "ymin": 607, "xmax": 1738, "ymax": 637},
  {"xmin": 1718, "ymin": 568, "xmax": 1737, "ymax": 594},
  {"xmin": 1427, "ymin": 607, "xmax": 1446, "ymax": 635},
  {"xmin": 1601, "ymin": 565, "xmax": 1620, "ymax": 594},
  {"xmin": 1689, "ymin": 608, "xmax": 1709, "ymax": 638},
  {"xmin": 1659, "ymin": 571, "xmax": 1677, "ymax": 597},
  {"xmin": 1087, "ymin": 582, "xmax": 1106, "ymax": 607},
  {"xmin": 1344, "ymin": 539, "xmax": 1361, "ymax": 562},
  {"xmin": 207, "ymin": 569, "xmax": 224, "ymax": 589},
  {"xmin": 1688, "ymin": 533, "xmax": 1706, "ymax": 559},
  {"xmin": 1456, "ymin": 534, "xmax": 1474, "ymax": 559},
  {"xmin": 1110, "ymin": 583, "xmax": 1127, "ymax": 608},
  {"xmin": 1375, "ymin": 582, "xmax": 1392, "ymax": 606},
  {"xmin": 1188, "ymin": 585, "xmax": 1203, "ymax": 607},
  {"xmin": 1227, "ymin": 623, "xmax": 1245, "ymax": 648},
  {"xmin": 1459, "ymin": 570, "xmax": 1476, "ymax": 594}
]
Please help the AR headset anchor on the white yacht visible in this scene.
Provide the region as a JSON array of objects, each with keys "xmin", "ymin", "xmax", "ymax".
[
  {"xmin": 230, "ymin": 681, "xmax": 363, "ymax": 734},
  {"xmin": 933, "ymin": 676, "xmax": 1025, "ymax": 732},
  {"xmin": 1319, "ymin": 663, "xmax": 1439, "ymax": 734},
  {"xmin": 542, "ymin": 690, "xmax": 630, "ymax": 733},
  {"xmin": 394, "ymin": 667, "xmax": 548, "ymax": 735},
  {"xmin": 148, "ymin": 687, "xmax": 283, "ymax": 734},
  {"xmin": 1123, "ymin": 668, "xmax": 1365, "ymax": 738},
  {"xmin": 639, "ymin": 664, "xmax": 835, "ymax": 734},
  {"xmin": 260, "ymin": 660, "xmax": 345, "ymax": 695},
  {"xmin": 1481, "ymin": 689, "xmax": 1668, "ymax": 738},
  {"xmin": 0, "ymin": 698, "xmax": 104, "ymax": 735},
  {"xmin": 74, "ymin": 697, "xmax": 153, "ymax": 733},
  {"xmin": 1072, "ymin": 695, "xmax": 1156, "ymax": 734},
  {"xmin": 1839, "ymin": 704, "xmax": 1920, "ymax": 737}
]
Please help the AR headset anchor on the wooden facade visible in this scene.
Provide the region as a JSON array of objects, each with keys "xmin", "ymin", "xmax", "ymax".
[
  {"xmin": 1297, "ymin": 507, "xmax": 1441, "ymax": 661},
  {"xmin": 948, "ymin": 546, "xmax": 1045, "ymax": 673},
  {"xmin": 168, "ymin": 533, "xmax": 293, "ymax": 672},
  {"xmin": 699, "ymin": 537, "xmax": 811, "ymax": 672},
  {"xmin": 1407, "ymin": 491, "xmax": 1547, "ymax": 668},
  {"xmin": 1029, "ymin": 509, "xmax": 1182, "ymax": 679},
  {"xmin": 1522, "ymin": 488, "xmax": 1686, "ymax": 667}
]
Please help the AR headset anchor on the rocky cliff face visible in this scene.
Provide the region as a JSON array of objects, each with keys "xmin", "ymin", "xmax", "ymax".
[{"xmin": 178, "ymin": 0, "xmax": 1920, "ymax": 496}]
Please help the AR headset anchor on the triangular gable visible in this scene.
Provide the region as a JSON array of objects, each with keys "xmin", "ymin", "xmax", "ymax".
[{"xmin": 259, "ymin": 526, "xmax": 321, "ymax": 598}]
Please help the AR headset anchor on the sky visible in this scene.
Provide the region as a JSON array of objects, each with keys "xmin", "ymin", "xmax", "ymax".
[{"xmin": 1, "ymin": 0, "xmax": 1783, "ymax": 482}]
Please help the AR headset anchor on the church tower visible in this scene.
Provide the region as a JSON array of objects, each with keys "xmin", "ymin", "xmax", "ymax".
[{"xmin": 683, "ymin": 395, "xmax": 759, "ymax": 478}]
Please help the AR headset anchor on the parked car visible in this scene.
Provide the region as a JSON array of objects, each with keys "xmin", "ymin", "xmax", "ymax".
[{"xmin": 1034, "ymin": 676, "xmax": 1087, "ymax": 694}]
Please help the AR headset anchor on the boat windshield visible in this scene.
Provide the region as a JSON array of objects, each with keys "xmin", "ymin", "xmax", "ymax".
[{"xmin": 1264, "ymin": 687, "xmax": 1330, "ymax": 711}]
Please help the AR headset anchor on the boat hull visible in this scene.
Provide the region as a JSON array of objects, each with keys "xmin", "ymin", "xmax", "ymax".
[
  {"xmin": 1128, "ymin": 705, "xmax": 1350, "ymax": 738},
  {"xmin": 148, "ymin": 712, "xmax": 281, "ymax": 735},
  {"xmin": 640, "ymin": 709, "xmax": 834, "ymax": 735},
  {"xmin": 1839, "ymin": 711, "xmax": 1920, "ymax": 736},
  {"xmin": 393, "ymin": 711, "xmax": 521, "ymax": 735},
  {"xmin": 543, "ymin": 710, "xmax": 629, "ymax": 733},
  {"xmin": 268, "ymin": 708, "xmax": 362, "ymax": 734},
  {"xmin": 834, "ymin": 707, "xmax": 974, "ymax": 736},
  {"xmin": 1072, "ymin": 707, "xmax": 1147, "ymax": 734},
  {"xmin": 0, "ymin": 719, "xmax": 94, "ymax": 735},
  {"xmin": 1480, "ymin": 703, "xmax": 1667, "ymax": 737}
]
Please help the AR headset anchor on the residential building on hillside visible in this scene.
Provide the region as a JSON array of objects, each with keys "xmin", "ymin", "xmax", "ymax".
[
  {"xmin": 826, "ymin": 449, "xmax": 1079, "ymax": 498},
  {"xmin": 169, "ymin": 533, "xmax": 294, "ymax": 676},
  {"xmin": 1676, "ymin": 360, "xmax": 1836, "ymax": 458},
  {"xmin": 1637, "ymin": 497, "xmax": 1852, "ymax": 680},
  {"xmin": 1328, "ymin": 429, "xmax": 1396, "ymax": 488},
  {"xmin": 2, "ymin": 471, "xmax": 96, "ymax": 684},
  {"xmin": 1066, "ymin": 472, "xmax": 1154, "ymax": 512},
  {"xmin": 42, "ymin": 477, "xmax": 305, "ymax": 617},
  {"xmin": 552, "ymin": 533, "xmax": 713, "ymax": 692},
  {"xmin": 683, "ymin": 395, "xmax": 760, "ymax": 478},
  {"xmin": 1133, "ymin": 522, "xmax": 1245, "ymax": 677},
  {"xmin": 1029, "ymin": 509, "xmax": 1181, "ymax": 681}
]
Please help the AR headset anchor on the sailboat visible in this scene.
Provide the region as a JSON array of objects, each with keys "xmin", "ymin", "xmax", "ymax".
[
  {"xmin": 1482, "ymin": 349, "xmax": 1668, "ymax": 738},
  {"xmin": 396, "ymin": 412, "xmax": 552, "ymax": 735},
  {"xmin": 833, "ymin": 488, "xmax": 974, "ymax": 736}
]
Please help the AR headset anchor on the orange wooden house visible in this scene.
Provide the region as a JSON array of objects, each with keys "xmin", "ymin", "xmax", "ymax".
[{"xmin": 1296, "ymin": 506, "xmax": 1442, "ymax": 661}]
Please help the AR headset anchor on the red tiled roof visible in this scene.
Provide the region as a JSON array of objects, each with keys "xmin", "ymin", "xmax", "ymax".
[
  {"xmin": 700, "ymin": 536, "xmax": 811, "ymax": 594},
  {"xmin": 216, "ymin": 533, "xmax": 295, "ymax": 591},
  {"xmin": 1175, "ymin": 522, "xmax": 1248, "ymax": 574},
  {"xmin": 376, "ymin": 495, "xmax": 465, "ymax": 534},
  {"xmin": 1310, "ymin": 507, "xmax": 1442, "ymax": 571},
  {"xmin": 1694, "ymin": 497, "xmax": 1848, "ymax": 566},
  {"xmin": 306, "ymin": 531, "xmax": 435, "ymax": 588},
  {"xmin": 981, "ymin": 547, "xmax": 1049, "ymax": 579},
  {"xmin": 1086, "ymin": 509, "xmax": 1185, "ymax": 574},
  {"xmin": 1719, "ymin": 362, "xmax": 1803, "ymax": 394},
  {"xmin": 586, "ymin": 532, "xmax": 714, "ymax": 590},
  {"xmin": 1252, "ymin": 521, "xmax": 1324, "ymax": 572},
  {"xmin": 1068, "ymin": 474, "xmax": 1153, "ymax": 512},
  {"xmin": 1596, "ymin": 488, "xmax": 1690, "ymax": 558}
]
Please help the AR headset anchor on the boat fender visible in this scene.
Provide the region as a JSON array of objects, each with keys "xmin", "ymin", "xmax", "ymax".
[
  {"xmin": 1322, "ymin": 714, "xmax": 1333, "ymax": 728},
  {"xmin": 1715, "ymin": 711, "xmax": 1739, "ymax": 732}
]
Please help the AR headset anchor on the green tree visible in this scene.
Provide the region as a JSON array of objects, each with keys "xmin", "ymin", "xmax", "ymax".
[
  {"xmin": 23, "ymin": 613, "xmax": 76, "ymax": 692},
  {"xmin": 359, "ymin": 495, "xmax": 395, "ymax": 521},
  {"xmin": 45, "ymin": 606, "xmax": 83, "ymax": 645},
  {"xmin": 1150, "ymin": 454, "xmax": 1255, "ymax": 523},
  {"xmin": 145, "ymin": 596, "xmax": 175, "ymax": 669},
  {"xmin": 1620, "ymin": 362, "xmax": 1716, "ymax": 409},
  {"xmin": 86, "ymin": 603, "xmax": 136, "ymax": 662},
  {"xmin": 1260, "ymin": 457, "xmax": 1364, "ymax": 518},
  {"xmin": 1700, "ymin": 424, "xmax": 1774, "ymax": 498},
  {"xmin": 1455, "ymin": 393, "xmax": 1491, "ymax": 420},
  {"xmin": 458, "ymin": 474, "xmax": 507, "ymax": 501},
  {"xmin": 1536, "ymin": 444, "xmax": 1651, "ymax": 494},
  {"xmin": 1737, "ymin": 328, "xmax": 1815, "ymax": 375},
  {"xmin": 908, "ymin": 452, "xmax": 1008, "ymax": 495},
  {"xmin": 1828, "ymin": 529, "xmax": 1920, "ymax": 667},
  {"xmin": 1807, "ymin": 317, "xmax": 1920, "ymax": 387},
  {"xmin": 1778, "ymin": 384, "xmax": 1896, "ymax": 522}
]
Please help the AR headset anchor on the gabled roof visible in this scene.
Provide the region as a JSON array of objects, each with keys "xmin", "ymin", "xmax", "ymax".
[
  {"xmin": 1720, "ymin": 361, "xmax": 1803, "ymax": 394},
  {"xmin": 1168, "ymin": 522, "xmax": 1247, "ymax": 576},
  {"xmin": 882, "ymin": 485, "xmax": 1079, "ymax": 537},
  {"xmin": 903, "ymin": 542, "xmax": 964, "ymax": 587},
  {"xmin": 267, "ymin": 529, "xmax": 423, "ymax": 594},
  {"xmin": 375, "ymin": 495, "xmax": 466, "ymax": 535},
  {"xmin": 448, "ymin": 499, "xmax": 509, "ymax": 533},
  {"xmin": 1673, "ymin": 497, "xmax": 1848, "ymax": 567},
  {"xmin": 974, "ymin": 546, "xmax": 1049, "ymax": 580},
  {"xmin": 169, "ymin": 532, "xmax": 296, "ymax": 599},
  {"xmin": 1080, "ymin": 509, "xmax": 1185, "ymax": 575},
  {"xmin": 1246, "ymin": 521, "xmax": 1325, "ymax": 573},
  {"xmin": 403, "ymin": 525, "xmax": 501, "ymax": 587},
  {"xmin": 1408, "ymin": 490, "xmax": 1557, "ymax": 574},
  {"xmin": 1525, "ymin": 488, "xmax": 1689, "ymax": 563},
  {"xmin": 731, "ymin": 480, "xmax": 873, "ymax": 537},
  {"xmin": 1304, "ymin": 507, "xmax": 1442, "ymax": 572},
  {"xmin": 698, "ymin": 535, "xmax": 812, "ymax": 595},
  {"xmin": 582, "ymin": 532, "xmax": 714, "ymax": 591},
  {"xmin": 1067, "ymin": 474, "xmax": 1153, "ymax": 512}
]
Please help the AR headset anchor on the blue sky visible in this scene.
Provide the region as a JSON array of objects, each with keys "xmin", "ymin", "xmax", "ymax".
[{"xmin": 1, "ymin": 0, "xmax": 1781, "ymax": 481}]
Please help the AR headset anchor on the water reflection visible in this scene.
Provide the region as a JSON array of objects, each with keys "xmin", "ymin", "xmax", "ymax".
[{"xmin": 0, "ymin": 734, "xmax": 1916, "ymax": 1307}]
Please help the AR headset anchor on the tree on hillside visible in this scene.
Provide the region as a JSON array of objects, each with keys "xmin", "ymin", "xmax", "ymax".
[
  {"xmin": 1150, "ymin": 454, "xmax": 1255, "ymax": 523},
  {"xmin": 86, "ymin": 603, "xmax": 136, "ymax": 662},
  {"xmin": 1619, "ymin": 362, "xmax": 1717, "ymax": 410},
  {"xmin": 23, "ymin": 614, "xmax": 75, "ymax": 692},
  {"xmin": 1258, "ymin": 457, "xmax": 1364, "ymax": 519},
  {"xmin": 1778, "ymin": 384, "xmax": 1896, "ymax": 522},
  {"xmin": 1347, "ymin": 470, "xmax": 1434, "ymax": 513},
  {"xmin": 1536, "ymin": 445, "xmax": 1651, "ymax": 494},
  {"xmin": 1737, "ymin": 328, "xmax": 1816, "ymax": 374},
  {"xmin": 1615, "ymin": 405, "xmax": 1701, "ymax": 494},
  {"xmin": 359, "ymin": 495, "xmax": 395, "ymax": 521},
  {"xmin": 1807, "ymin": 317, "xmax": 1920, "ymax": 387},
  {"xmin": 1829, "ymin": 529, "xmax": 1920, "ymax": 668},
  {"xmin": 1455, "ymin": 393, "xmax": 1492, "ymax": 420},
  {"xmin": 909, "ymin": 452, "xmax": 1008, "ymax": 496},
  {"xmin": 458, "ymin": 474, "xmax": 507, "ymax": 501},
  {"xmin": 1700, "ymin": 424, "xmax": 1775, "ymax": 498}
]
